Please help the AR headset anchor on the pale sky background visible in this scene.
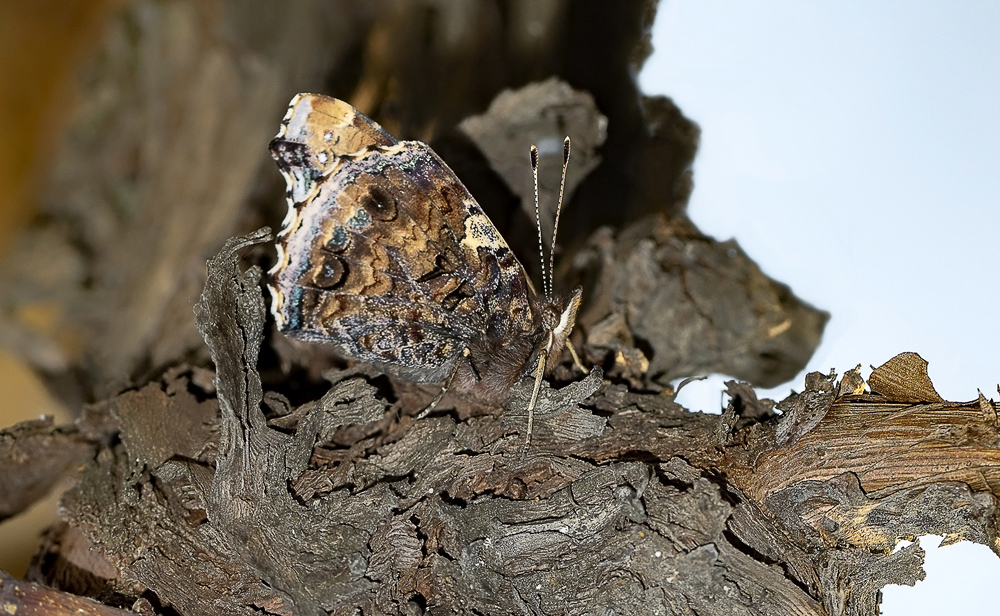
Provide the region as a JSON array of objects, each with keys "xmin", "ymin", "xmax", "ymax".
[{"xmin": 639, "ymin": 2, "xmax": 1000, "ymax": 614}]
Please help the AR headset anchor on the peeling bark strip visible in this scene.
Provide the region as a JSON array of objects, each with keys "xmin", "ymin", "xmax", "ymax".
[
  {"xmin": 42, "ymin": 231, "xmax": 999, "ymax": 616},
  {"xmin": 0, "ymin": 569, "xmax": 137, "ymax": 616},
  {"xmin": 0, "ymin": 417, "xmax": 93, "ymax": 521}
]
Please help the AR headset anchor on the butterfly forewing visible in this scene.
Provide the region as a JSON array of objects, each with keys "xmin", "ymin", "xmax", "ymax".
[{"xmin": 269, "ymin": 94, "xmax": 546, "ymax": 393}]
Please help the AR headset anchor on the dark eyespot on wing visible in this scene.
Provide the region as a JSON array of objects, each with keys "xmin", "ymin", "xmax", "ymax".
[
  {"xmin": 311, "ymin": 254, "xmax": 349, "ymax": 290},
  {"xmin": 360, "ymin": 184, "xmax": 398, "ymax": 222}
]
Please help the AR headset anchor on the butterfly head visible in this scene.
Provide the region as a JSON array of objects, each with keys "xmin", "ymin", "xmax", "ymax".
[
  {"xmin": 540, "ymin": 286, "xmax": 582, "ymax": 370},
  {"xmin": 528, "ymin": 136, "xmax": 580, "ymax": 373}
]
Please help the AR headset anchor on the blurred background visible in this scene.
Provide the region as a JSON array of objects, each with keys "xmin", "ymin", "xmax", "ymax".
[
  {"xmin": 1, "ymin": 2, "xmax": 996, "ymax": 613},
  {"xmin": 0, "ymin": 0, "xmax": 124, "ymax": 578}
]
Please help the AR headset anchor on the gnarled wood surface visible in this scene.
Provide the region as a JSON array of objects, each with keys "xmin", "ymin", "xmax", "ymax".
[{"xmin": 0, "ymin": 2, "xmax": 995, "ymax": 615}]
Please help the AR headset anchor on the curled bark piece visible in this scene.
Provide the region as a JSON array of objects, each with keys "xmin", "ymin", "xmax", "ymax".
[
  {"xmin": 571, "ymin": 214, "xmax": 829, "ymax": 389},
  {"xmin": 868, "ymin": 352, "xmax": 944, "ymax": 403},
  {"xmin": 0, "ymin": 569, "xmax": 137, "ymax": 616},
  {"xmin": 0, "ymin": 417, "xmax": 93, "ymax": 521}
]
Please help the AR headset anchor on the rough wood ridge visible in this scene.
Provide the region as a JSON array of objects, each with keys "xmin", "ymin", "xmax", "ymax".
[
  {"xmin": 0, "ymin": 1, "xmax": 995, "ymax": 615},
  {"xmin": 3, "ymin": 231, "xmax": 991, "ymax": 615}
]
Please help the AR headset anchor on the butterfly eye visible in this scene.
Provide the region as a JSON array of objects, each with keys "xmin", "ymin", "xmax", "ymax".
[{"xmin": 540, "ymin": 305, "xmax": 559, "ymax": 329}]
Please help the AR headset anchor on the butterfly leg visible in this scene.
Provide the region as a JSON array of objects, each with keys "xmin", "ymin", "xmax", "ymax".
[
  {"xmin": 522, "ymin": 349, "xmax": 548, "ymax": 455},
  {"xmin": 415, "ymin": 349, "xmax": 468, "ymax": 420},
  {"xmin": 566, "ymin": 339, "xmax": 587, "ymax": 374}
]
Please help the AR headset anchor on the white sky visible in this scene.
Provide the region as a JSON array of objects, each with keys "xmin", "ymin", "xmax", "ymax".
[{"xmin": 639, "ymin": 2, "xmax": 1000, "ymax": 614}]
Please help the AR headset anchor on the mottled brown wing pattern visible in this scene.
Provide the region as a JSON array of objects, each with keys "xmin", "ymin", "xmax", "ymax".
[
  {"xmin": 269, "ymin": 94, "xmax": 397, "ymax": 205},
  {"xmin": 268, "ymin": 94, "xmax": 545, "ymax": 390}
]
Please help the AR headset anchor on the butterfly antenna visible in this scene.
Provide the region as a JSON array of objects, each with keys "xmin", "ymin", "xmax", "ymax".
[
  {"xmin": 531, "ymin": 145, "xmax": 550, "ymax": 300},
  {"xmin": 548, "ymin": 137, "xmax": 571, "ymax": 298}
]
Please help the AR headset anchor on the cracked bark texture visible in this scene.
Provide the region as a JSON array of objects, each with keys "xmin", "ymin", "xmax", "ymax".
[
  {"xmin": 18, "ymin": 231, "xmax": 997, "ymax": 616},
  {"xmin": 2, "ymin": 1, "xmax": 997, "ymax": 615}
]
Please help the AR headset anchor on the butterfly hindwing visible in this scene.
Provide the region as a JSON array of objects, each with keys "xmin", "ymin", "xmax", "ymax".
[{"xmin": 269, "ymin": 94, "xmax": 540, "ymax": 383}]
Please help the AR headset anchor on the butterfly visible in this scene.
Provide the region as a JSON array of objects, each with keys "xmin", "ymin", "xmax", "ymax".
[{"xmin": 267, "ymin": 93, "xmax": 581, "ymax": 450}]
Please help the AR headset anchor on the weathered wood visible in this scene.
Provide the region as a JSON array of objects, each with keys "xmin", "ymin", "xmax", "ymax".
[
  {"xmin": 27, "ymin": 233, "xmax": 995, "ymax": 615},
  {"xmin": 0, "ymin": 417, "xmax": 93, "ymax": 521},
  {"xmin": 2, "ymin": 1, "xmax": 992, "ymax": 615},
  {"xmin": 0, "ymin": 569, "xmax": 138, "ymax": 616}
]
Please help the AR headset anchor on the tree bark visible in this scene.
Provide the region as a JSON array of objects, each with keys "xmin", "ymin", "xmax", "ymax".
[{"xmin": 2, "ymin": 1, "xmax": 993, "ymax": 616}]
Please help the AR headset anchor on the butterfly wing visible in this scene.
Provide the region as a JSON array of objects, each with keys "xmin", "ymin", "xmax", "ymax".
[
  {"xmin": 269, "ymin": 94, "xmax": 542, "ymax": 384},
  {"xmin": 269, "ymin": 93, "xmax": 398, "ymax": 205}
]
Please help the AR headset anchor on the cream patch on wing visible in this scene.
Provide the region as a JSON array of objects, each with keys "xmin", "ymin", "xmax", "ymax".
[{"xmin": 461, "ymin": 200, "xmax": 505, "ymax": 251}]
